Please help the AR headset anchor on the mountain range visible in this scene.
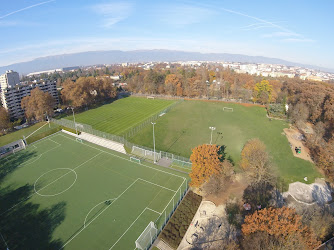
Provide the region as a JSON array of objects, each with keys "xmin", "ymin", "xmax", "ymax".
[{"xmin": 1, "ymin": 50, "xmax": 333, "ymax": 75}]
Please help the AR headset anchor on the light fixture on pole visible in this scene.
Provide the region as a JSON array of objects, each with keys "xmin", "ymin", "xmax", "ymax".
[
  {"xmin": 151, "ymin": 122, "xmax": 156, "ymax": 163},
  {"xmin": 71, "ymin": 107, "xmax": 78, "ymax": 135},
  {"xmin": 209, "ymin": 126, "xmax": 216, "ymax": 145}
]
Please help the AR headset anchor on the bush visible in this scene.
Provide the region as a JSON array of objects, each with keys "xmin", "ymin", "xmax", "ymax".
[
  {"xmin": 159, "ymin": 191, "xmax": 202, "ymax": 248},
  {"xmin": 267, "ymin": 104, "xmax": 286, "ymax": 119}
]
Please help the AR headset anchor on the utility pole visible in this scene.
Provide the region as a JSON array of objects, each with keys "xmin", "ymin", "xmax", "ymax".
[
  {"xmin": 151, "ymin": 122, "xmax": 156, "ymax": 163},
  {"xmin": 209, "ymin": 127, "xmax": 216, "ymax": 145}
]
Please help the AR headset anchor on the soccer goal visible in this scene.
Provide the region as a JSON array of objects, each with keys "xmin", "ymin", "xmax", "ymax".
[
  {"xmin": 135, "ymin": 221, "xmax": 157, "ymax": 250},
  {"xmin": 147, "ymin": 96, "xmax": 155, "ymax": 99},
  {"xmin": 130, "ymin": 156, "xmax": 141, "ymax": 164},
  {"xmin": 223, "ymin": 107, "xmax": 233, "ymax": 112},
  {"xmin": 76, "ymin": 137, "xmax": 83, "ymax": 143}
]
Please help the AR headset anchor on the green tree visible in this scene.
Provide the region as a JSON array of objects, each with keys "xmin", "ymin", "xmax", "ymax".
[{"xmin": 253, "ymin": 80, "xmax": 273, "ymax": 104}]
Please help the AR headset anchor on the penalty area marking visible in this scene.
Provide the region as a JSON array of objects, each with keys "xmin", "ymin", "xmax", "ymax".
[
  {"xmin": 84, "ymin": 198, "xmax": 117, "ymax": 228},
  {"xmin": 34, "ymin": 168, "xmax": 77, "ymax": 197}
]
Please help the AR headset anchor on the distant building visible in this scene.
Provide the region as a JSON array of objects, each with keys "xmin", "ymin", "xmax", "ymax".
[
  {"xmin": 0, "ymin": 70, "xmax": 20, "ymax": 89},
  {"xmin": 0, "ymin": 70, "xmax": 59, "ymax": 119}
]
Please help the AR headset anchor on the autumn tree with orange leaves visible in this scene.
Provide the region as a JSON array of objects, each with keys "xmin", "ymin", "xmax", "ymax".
[
  {"xmin": 189, "ymin": 144, "xmax": 230, "ymax": 187},
  {"xmin": 242, "ymin": 207, "xmax": 320, "ymax": 249}
]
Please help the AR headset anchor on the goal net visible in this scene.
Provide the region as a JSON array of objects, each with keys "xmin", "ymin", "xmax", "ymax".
[
  {"xmin": 135, "ymin": 221, "xmax": 157, "ymax": 250},
  {"xmin": 131, "ymin": 146, "xmax": 161, "ymax": 162},
  {"xmin": 223, "ymin": 107, "xmax": 233, "ymax": 112}
]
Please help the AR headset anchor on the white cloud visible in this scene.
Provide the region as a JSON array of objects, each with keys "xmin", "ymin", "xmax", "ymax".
[
  {"xmin": 158, "ymin": 4, "xmax": 216, "ymax": 26},
  {"xmin": 92, "ymin": 2, "xmax": 133, "ymax": 28},
  {"xmin": 262, "ymin": 32, "xmax": 302, "ymax": 38},
  {"xmin": 281, "ymin": 38, "xmax": 315, "ymax": 43}
]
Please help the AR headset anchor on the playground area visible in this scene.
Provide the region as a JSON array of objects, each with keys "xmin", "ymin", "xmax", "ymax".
[{"xmin": 284, "ymin": 127, "xmax": 313, "ymax": 163}]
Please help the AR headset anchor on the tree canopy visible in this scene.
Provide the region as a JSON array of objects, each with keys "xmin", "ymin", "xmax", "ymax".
[
  {"xmin": 21, "ymin": 88, "xmax": 55, "ymax": 122},
  {"xmin": 242, "ymin": 207, "xmax": 320, "ymax": 249},
  {"xmin": 189, "ymin": 144, "xmax": 228, "ymax": 187}
]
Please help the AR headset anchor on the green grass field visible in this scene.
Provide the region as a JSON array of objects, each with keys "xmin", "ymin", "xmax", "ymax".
[
  {"xmin": 65, "ymin": 97, "xmax": 176, "ymax": 135},
  {"xmin": 0, "ymin": 122, "xmax": 60, "ymax": 147},
  {"xmin": 0, "ymin": 132, "xmax": 188, "ymax": 250},
  {"xmin": 129, "ymin": 100, "xmax": 322, "ymax": 185}
]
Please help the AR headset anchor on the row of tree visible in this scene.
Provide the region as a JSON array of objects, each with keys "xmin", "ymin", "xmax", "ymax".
[{"xmin": 61, "ymin": 77, "xmax": 117, "ymax": 108}]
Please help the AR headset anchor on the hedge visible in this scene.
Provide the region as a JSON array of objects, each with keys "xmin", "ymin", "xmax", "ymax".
[{"xmin": 159, "ymin": 191, "xmax": 202, "ymax": 249}]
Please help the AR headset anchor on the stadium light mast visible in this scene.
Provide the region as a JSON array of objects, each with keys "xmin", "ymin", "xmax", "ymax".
[
  {"xmin": 151, "ymin": 122, "xmax": 156, "ymax": 163},
  {"xmin": 71, "ymin": 107, "xmax": 78, "ymax": 135},
  {"xmin": 209, "ymin": 127, "xmax": 216, "ymax": 145}
]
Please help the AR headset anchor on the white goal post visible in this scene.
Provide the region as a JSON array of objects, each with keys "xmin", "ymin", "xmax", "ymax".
[
  {"xmin": 135, "ymin": 221, "xmax": 157, "ymax": 250},
  {"xmin": 147, "ymin": 96, "xmax": 155, "ymax": 99},
  {"xmin": 130, "ymin": 156, "xmax": 141, "ymax": 164},
  {"xmin": 76, "ymin": 137, "xmax": 83, "ymax": 143},
  {"xmin": 223, "ymin": 107, "xmax": 233, "ymax": 112}
]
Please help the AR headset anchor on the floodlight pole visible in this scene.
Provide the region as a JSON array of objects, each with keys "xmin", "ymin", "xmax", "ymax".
[
  {"xmin": 71, "ymin": 107, "xmax": 78, "ymax": 135},
  {"xmin": 152, "ymin": 122, "xmax": 156, "ymax": 163},
  {"xmin": 209, "ymin": 127, "xmax": 216, "ymax": 145}
]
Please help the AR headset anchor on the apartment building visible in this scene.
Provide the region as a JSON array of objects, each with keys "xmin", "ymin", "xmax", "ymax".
[{"xmin": 0, "ymin": 70, "xmax": 59, "ymax": 119}]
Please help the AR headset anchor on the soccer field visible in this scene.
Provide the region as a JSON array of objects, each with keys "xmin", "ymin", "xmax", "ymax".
[
  {"xmin": 0, "ymin": 132, "xmax": 188, "ymax": 250},
  {"xmin": 129, "ymin": 100, "xmax": 321, "ymax": 185},
  {"xmin": 65, "ymin": 97, "xmax": 176, "ymax": 135}
]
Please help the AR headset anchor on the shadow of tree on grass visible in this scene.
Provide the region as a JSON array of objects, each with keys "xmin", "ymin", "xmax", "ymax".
[{"xmin": 0, "ymin": 150, "xmax": 66, "ymax": 249}]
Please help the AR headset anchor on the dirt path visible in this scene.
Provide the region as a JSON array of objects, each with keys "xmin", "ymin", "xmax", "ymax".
[{"xmin": 284, "ymin": 127, "xmax": 313, "ymax": 163}]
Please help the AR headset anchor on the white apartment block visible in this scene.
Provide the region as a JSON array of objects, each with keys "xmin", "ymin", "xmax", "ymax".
[
  {"xmin": 0, "ymin": 70, "xmax": 20, "ymax": 89},
  {"xmin": 0, "ymin": 70, "xmax": 59, "ymax": 119}
]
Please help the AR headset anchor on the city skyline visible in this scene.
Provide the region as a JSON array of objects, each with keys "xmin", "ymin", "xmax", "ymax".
[{"xmin": 1, "ymin": 0, "xmax": 334, "ymax": 69}]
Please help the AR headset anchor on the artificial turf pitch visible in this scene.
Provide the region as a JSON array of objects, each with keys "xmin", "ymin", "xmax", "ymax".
[
  {"xmin": 65, "ymin": 97, "xmax": 176, "ymax": 135},
  {"xmin": 0, "ymin": 132, "xmax": 188, "ymax": 250}
]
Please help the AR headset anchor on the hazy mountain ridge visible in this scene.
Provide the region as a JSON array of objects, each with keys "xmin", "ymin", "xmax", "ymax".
[{"xmin": 1, "ymin": 50, "xmax": 333, "ymax": 74}]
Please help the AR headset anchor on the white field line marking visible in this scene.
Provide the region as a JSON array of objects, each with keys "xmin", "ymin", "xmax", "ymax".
[
  {"xmin": 25, "ymin": 122, "xmax": 48, "ymax": 139},
  {"xmin": 31, "ymin": 144, "xmax": 37, "ymax": 149},
  {"xmin": 155, "ymin": 178, "xmax": 186, "ymax": 225},
  {"xmin": 60, "ymin": 179, "xmax": 139, "ymax": 249},
  {"xmin": 84, "ymin": 198, "xmax": 117, "ymax": 228},
  {"xmin": 58, "ymin": 133, "xmax": 186, "ymax": 181},
  {"xmin": 146, "ymin": 175, "xmax": 173, "ymax": 214},
  {"xmin": 138, "ymin": 178, "xmax": 176, "ymax": 193},
  {"xmin": 20, "ymin": 140, "xmax": 61, "ymax": 167},
  {"xmin": 34, "ymin": 168, "xmax": 78, "ymax": 197},
  {"xmin": 109, "ymin": 207, "xmax": 150, "ymax": 250},
  {"xmin": 49, "ymin": 138, "xmax": 61, "ymax": 146},
  {"xmin": 146, "ymin": 207, "xmax": 162, "ymax": 215},
  {"xmin": 36, "ymin": 152, "xmax": 102, "ymax": 194},
  {"xmin": 0, "ymin": 151, "xmax": 102, "ymax": 217}
]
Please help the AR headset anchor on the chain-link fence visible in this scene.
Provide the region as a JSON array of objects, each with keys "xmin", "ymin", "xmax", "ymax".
[
  {"xmin": 50, "ymin": 118, "xmax": 192, "ymax": 165},
  {"xmin": 122, "ymin": 100, "xmax": 183, "ymax": 139}
]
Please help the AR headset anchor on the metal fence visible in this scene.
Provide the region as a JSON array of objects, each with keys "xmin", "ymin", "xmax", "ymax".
[
  {"xmin": 50, "ymin": 118, "xmax": 192, "ymax": 165},
  {"xmin": 122, "ymin": 99, "xmax": 183, "ymax": 139}
]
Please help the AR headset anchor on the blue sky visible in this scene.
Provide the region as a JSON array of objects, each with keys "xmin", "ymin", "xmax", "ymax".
[{"xmin": 1, "ymin": 0, "xmax": 333, "ymax": 69}]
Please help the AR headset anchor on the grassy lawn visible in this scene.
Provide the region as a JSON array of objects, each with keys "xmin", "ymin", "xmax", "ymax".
[
  {"xmin": 129, "ymin": 100, "xmax": 322, "ymax": 185},
  {"xmin": 65, "ymin": 97, "xmax": 176, "ymax": 135},
  {"xmin": 0, "ymin": 122, "xmax": 60, "ymax": 147},
  {"xmin": 0, "ymin": 132, "xmax": 188, "ymax": 250}
]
